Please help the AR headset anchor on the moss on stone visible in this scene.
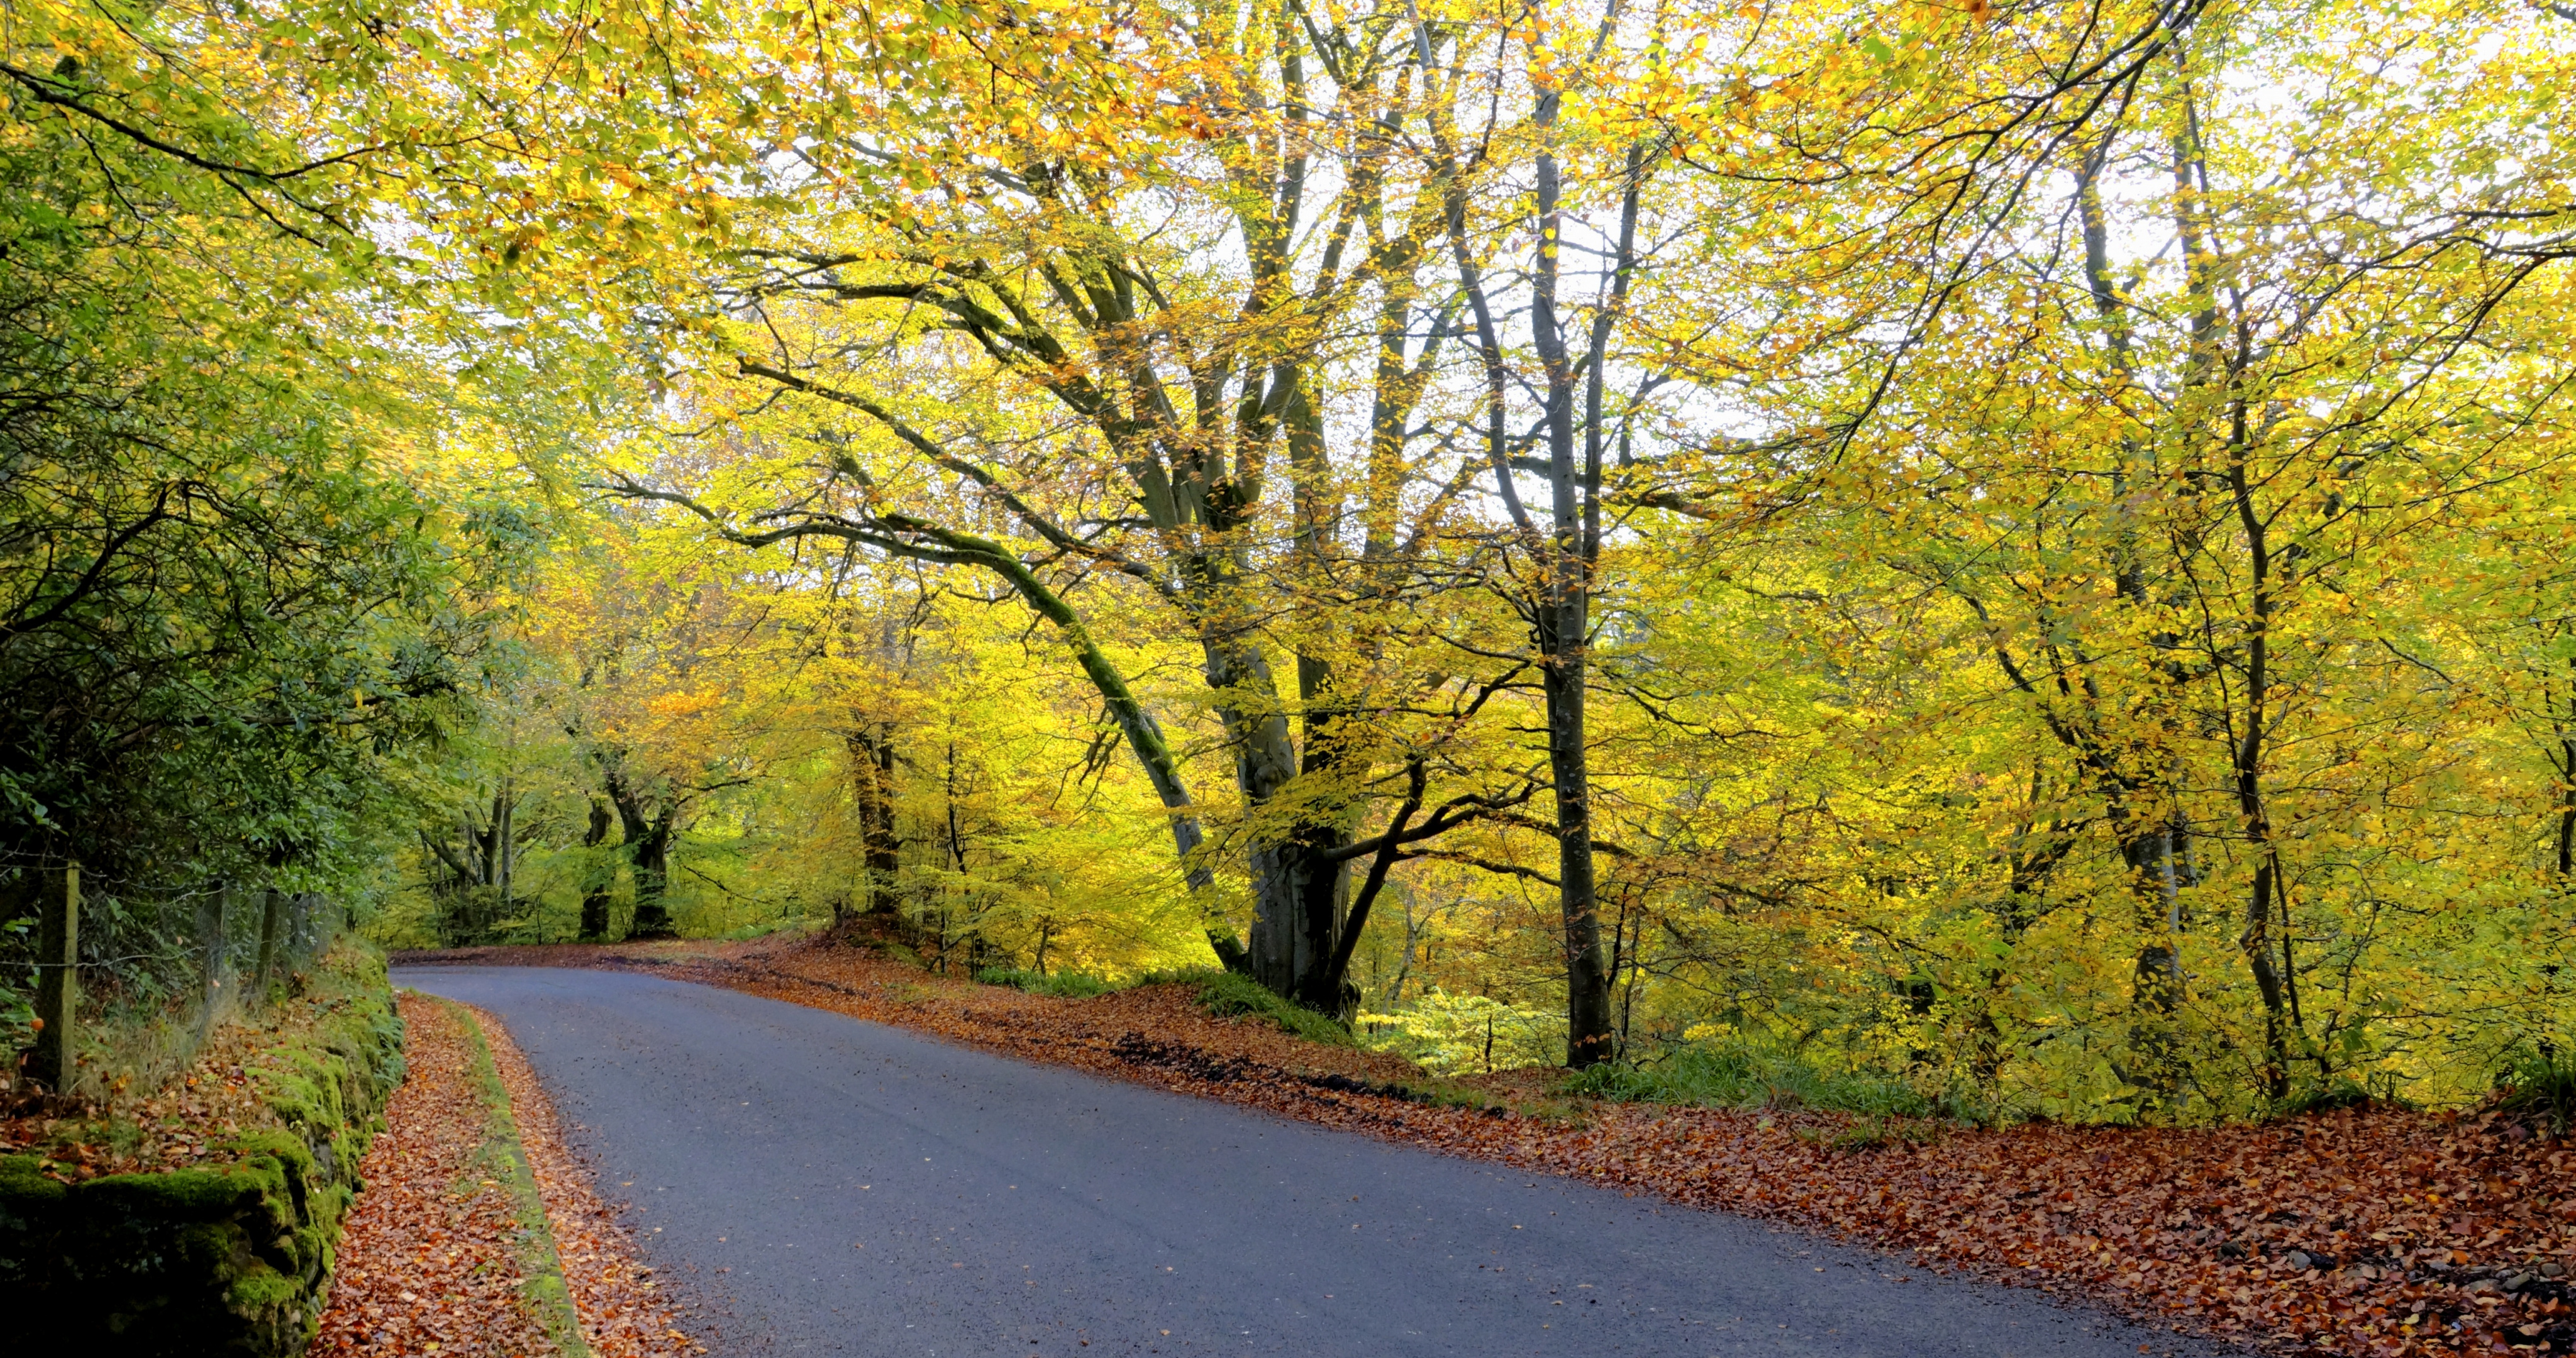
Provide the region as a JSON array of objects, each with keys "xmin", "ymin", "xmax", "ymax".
[
  {"xmin": 0, "ymin": 941, "xmax": 404, "ymax": 1356},
  {"xmin": 78, "ymin": 1163, "xmax": 269, "ymax": 1217},
  {"xmin": 0, "ymin": 1153, "xmax": 69, "ymax": 1205}
]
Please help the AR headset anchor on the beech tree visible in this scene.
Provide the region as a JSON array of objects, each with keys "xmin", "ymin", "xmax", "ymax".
[{"xmin": 612, "ymin": 0, "xmax": 1565, "ymax": 1014}]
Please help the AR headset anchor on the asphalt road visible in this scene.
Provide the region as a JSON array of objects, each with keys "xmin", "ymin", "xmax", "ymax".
[{"xmin": 393, "ymin": 966, "xmax": 2238, "ymax": 1358}]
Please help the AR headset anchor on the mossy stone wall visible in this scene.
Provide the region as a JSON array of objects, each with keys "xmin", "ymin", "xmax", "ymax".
[{"xmin": 0, "ymin": 947, "xmax": 404, "ymax": 1355}]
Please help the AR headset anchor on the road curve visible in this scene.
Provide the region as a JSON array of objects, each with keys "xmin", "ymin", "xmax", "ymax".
[{"xmin": 394, "ymin": 966, "xmax": 2236, "ymax": 1358}]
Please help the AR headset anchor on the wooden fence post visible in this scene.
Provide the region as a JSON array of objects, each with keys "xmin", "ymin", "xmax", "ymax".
[
  {"xmin": 286, "ymin": 893, "xmax": 319, "ymax": 981},
  {"xmin": 255, "ymin": 888, "xmax": 286, "ymax": 999},
  {"xmin": 28, "ymin": 861, "xmax": 79, "ymax": 1093},
  {"xmin": 192, "ymin": 885, "xmax": 230, "ymax": 1048}
]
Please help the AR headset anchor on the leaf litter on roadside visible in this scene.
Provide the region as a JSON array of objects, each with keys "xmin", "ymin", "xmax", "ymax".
[
  {"xmin": 471, "ymin": 1000, "xmax": 704, "ymax": 1358},
  {"xmin": 314, "ymin": 993, "xmax": 700, "ymax": 1357},
  {"xmin": 313, "ymin": 995, "xmax": 560, "ymax": 1356}
]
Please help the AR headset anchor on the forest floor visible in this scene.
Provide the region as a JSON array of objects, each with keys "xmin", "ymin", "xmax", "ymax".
[
  {"xmin": 392, "ymin": 936, "xmax": 2576, "ymax": 1358},
  {"xmin": 314, "ymin": 992, "xmax": 697, "ymax": 1356}
]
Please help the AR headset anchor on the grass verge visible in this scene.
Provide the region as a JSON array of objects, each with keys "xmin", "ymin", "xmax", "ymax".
[
  {"xmin": 436, "ymin": 995, "xmax": 591, "ymax": 1358},
  {"xmin": 1136, "ymin": 967, "xmax": 1356, "ymax": 1047},
  {"xmin": 1558, "ymin": 1040, "xmax": 1982, "ymax": 1123},
  {"xmin": 974, "ymin": 966, "xmax": 1117, "ymax": 999},
  {"xmin": 974, "ymin": 962, "xmax": 1360, "ymax": 1047}
]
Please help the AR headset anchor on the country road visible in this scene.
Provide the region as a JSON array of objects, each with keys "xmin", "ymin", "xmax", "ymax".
[{"xmin": 394, "ymin": 966, "xmax": 2242, "ymax": 1358}]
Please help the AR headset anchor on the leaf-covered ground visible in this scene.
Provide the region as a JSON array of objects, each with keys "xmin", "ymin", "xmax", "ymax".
[
  {"xmin": 474, "ymin": 1001, "xmax": 703, "ymax": 1357},
  {"xmin": 315, "ymin": 993, "xmax": 697, "ymax": 1356},
  {"xmin": 397, "ymin": 940, "xmax": 2575, "ymax": 1358},
  {"xmin": 314, "ymin": 995, "xmax": 563, "ymax": 1355}
]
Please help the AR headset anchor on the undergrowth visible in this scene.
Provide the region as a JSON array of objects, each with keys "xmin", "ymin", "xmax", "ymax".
[
  {"xmin": 969, "ymin": 963, "xmax": 1356, "ymax": 1046},
  {"xmin": 719, "ymin": 917, "xmax": 829, "ymax": 942},
  {"xmin": 2496, "ymin": 1047, "xmax": 2576, "ymax": 1135},
  {"xmin": 1135, "ymin": 968, "xmax": 1357, "ymax": 1047},
  {"xmin": 1559, "ymin": 1041, "xmax": 1981, "ymax": 1122},
  {"xmin": 974, "ymin": 966, "xmax": 1117, "ymax": 999},
  {"xmin": 1796, "ymin": 1113, "xmax": 1946, "ymax": 1152},
  {"xmin": 2269, "ymin": 1074, "xmax": 2412, "ymax": 1121}
]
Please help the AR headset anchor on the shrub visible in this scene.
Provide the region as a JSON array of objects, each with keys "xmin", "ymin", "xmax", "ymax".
[
  {"xmin": 1138, "ymin": 968, "xmax": 1354, "ymax": 1047},
  {"xmin": 1796, "ymin": 1114, "xmax": 1944, "ymax": 1152},
  {"xmin": 2270, "ymin": 1077, "xmax": 2409, "ymax": 1120},
  {"xmin": 2497, "ymin": 1047, "xmax": 2576, "ymax": 1136},
  {"xmin": 974, "ymin": 966, "xmax": 1116, "ymax": 999},
  {"xmin": 1558, "ymin": 1038, "xmax": 1982, "ymax": 1121},
  {"xmin": 1358, "ymin": 991, "xmax": 1565, "ymax": 1074}
]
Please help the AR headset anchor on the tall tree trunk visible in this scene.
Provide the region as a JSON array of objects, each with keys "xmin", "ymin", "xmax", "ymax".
[
  {"xmin": 1203, "ymin": 613, "xmax": 1345, "ymax": 1002},
  {"xmin": 1281, "ymin": 373, "xmax": 1363, "ymax": 1015},
  {"xmin": 2168, "ymin": 96, "xmax": 2296, "ymax": 1101},
  {"xmin": 627, "ymin": 812, "xmax": 676, "ymax": 939},
  {"xmin": 606, "ymin": 766, "xmax": 680, "ymax": 939},
  {"xmin": 1543, "ymin": 629, "xmax": 1610, "ymax": 1064},
  {"xmin": 2226, "ymin": 420, "xmax": 2295, "ymax": 1102},
  {"xmin": 579, "ymin": 797, "xmax": 615, "ymax": 941},
  {"xmin": 941, "ymin": 738, "xmax": 977, "ymax": 966},
  {"xmin": 851, "ymin": 724, "xmax": 903, "ymax": 916},
  {"xmin": 1526, "ymin": 92, "xmax": 1638, "ymax": 1068},
  {"xmin": 1443, "ymin": 77, "xmax": 1611, "ymax": 1063},
  {"xmin": 2078, "ymin": 138, "xmax": 2196, "ymax": 1096},
  {"xmin": 2118, "ymin": 808, "xmax": 2189, "ymax": 1072},
  {"xmin": 626, "ymin": 817, "xmax": 675, "ymax": 939}
]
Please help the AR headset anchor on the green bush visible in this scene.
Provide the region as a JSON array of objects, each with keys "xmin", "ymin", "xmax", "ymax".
[
  {"xmin": 1558, "ymin": 1061, "xmax": 1677, "ymax": 1101},
  {"xmin": 1560, "ymin": 1039, "xmax": 1978, "ymax": 1120},
  {"xmin": 2497, "ymin": 1047, "xmax": 2576, "ymax": 1135},
  {"xmin": 2270, "ymin": 1076, "xmax": 2407, "ymax": 1120},
  {"xmin": 1796, "ymin": 1113, "xmax": 1944, "ymax": 1152},
  {"xmin": 1358, "ymin": 991, "xmax": 1565, "ymax": 1074},
  {"xmin": 1138, "ymin": 968, "xmax": 1355, "ymax": 1047},
  {"xmin": 974, "ymin": 966, "xmax": 1116, "ymax": 999}
]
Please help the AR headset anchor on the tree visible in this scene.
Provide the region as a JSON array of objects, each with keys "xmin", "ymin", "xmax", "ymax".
[
  {"xmin": 610, "ymin": 0, "xmax": 1564, "ymax": 1013},
  {"xmin": 1627, "ymin": 0, "xmax": 2576, "ymax": 1109},
  {"xmin": 1423, "ymin": 0, "xmax": 1670, "ymax": 1066}
]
